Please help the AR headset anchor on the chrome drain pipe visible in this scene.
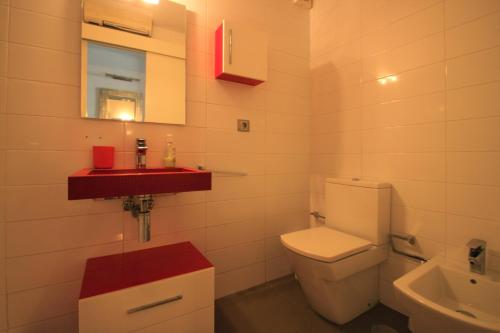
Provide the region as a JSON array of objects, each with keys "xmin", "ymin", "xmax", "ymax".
[
  {"xmin": 123, "ymin": 194, "xmax": 154, "ymax": 242},
  {"xmin": 137, "ymin": 210, "xmax": 151, "ymax": 242}
]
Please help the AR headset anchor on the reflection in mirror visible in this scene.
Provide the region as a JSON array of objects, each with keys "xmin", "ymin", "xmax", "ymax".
[
  {"xmin": 86, "ymin": 42, "xmax": 146, "ymax": 122},
  {"xmin": 98, "ymin": 89, "xmax": 142, "ymax": 121}
]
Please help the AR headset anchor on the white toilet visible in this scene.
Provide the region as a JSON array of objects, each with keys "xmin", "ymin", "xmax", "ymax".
[{"xmin": 280, "ymin": 178, "xmax": 391, "ymax": 324}]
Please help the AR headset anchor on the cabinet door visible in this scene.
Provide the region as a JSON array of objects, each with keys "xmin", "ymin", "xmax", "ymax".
[
  {"xmin": 215, "ymin": 20, "xmax": 267, "ymax": 85},
  {"xmin": 145, "ymin": 52, "xmax": 186, "ymax": 124}
]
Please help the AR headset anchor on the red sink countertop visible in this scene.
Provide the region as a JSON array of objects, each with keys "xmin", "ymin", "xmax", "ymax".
[
  {"xmin": 68, "ymin": 167, "xmax": 211, "ymax": 200},
  {"xmin": 80, "ymin": 242, "xmax": 213, "ymax": 299}
]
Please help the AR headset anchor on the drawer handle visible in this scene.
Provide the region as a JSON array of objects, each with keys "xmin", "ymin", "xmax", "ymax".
[{"xmin": 126, "ymin": 295, "xmax": 183, "ymax": 314}]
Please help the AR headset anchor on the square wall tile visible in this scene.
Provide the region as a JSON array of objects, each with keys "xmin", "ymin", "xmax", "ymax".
[
  {"xmin": 206, "ymin": 218, "xmax": 266, "ymax": 251},
  {"xmin": 0, "ymin": 5, "xmax": 8, "ymax": 42},
  {"xmin": 0, "ymin": 293, "xmax": 6, "ymax": 330},
  {"xmin": 8, "ymin": 44, "xmax": 79, "ymax": 85},
  {"xmin": 447, "ymin": 81, "xmax": 500, "ymax": 120},
  {"xmin": 214, "ymin": 262, "xmax": 266, "ymax": 299},
  {"xmin": 5, "ymin": 185, "xmax": 121, "ymax": 222},
  {"xmin": 446, "ymin": 47, "xmax": 500, "ymax": 89},
  {"xmin": 6, "ymin": 313, "xmax": 78, "ymax": 333},
  {"xmin": 266, "ymin": 255, "xmax": 291, "ymax": 281},
  {"xmin": 447, "ymin": 152, "xmax": 500, "ymax": 186},
  {"xmin": 6, "ymin": 79, "xmax": 79, "ymax": 118},
  {"xmin": 7, "ymin": 115, "xmax": 124, "ymax": 151},
  {"xmin": 0, "ymin": 42, "xmax": 6, "ymax": 77},
  {"xmin": 10, "ymin": 0, "xmax": 82, "ymax": 21},
  {"xmin": 391, "ymin": 205, "xmax": 446, "ymax": 243},
  {"xmin": 447, "ymin": 183, "xmax": 500, "ymax": 222},
  {"xmin": 445, "ymin": 0, "xmax": 500, "ymax": 28},
  {"xmin": 8, "ymin": 281, "xmax": 80, "ymax": 327},
  {"xmin": 6, "ymin": 213, "xmax": 123, "ymax": 257},
  {"xmin": 6, "ymin": 243, "xmax": 121, "ymax": 293},
  {"xmin": 446, "ymin": 11, "xmax": 500, "ymax": 58},
  {"xmin": 446, "ymin": 214, "xmax": 500, "ymax": 249},
  {"xmin": 391, "ymin": 180, "xmax": 446, "ymax": 212},
  {"xmin": 206, "ymin": 197, "xmax": 266, "ymax": 226},
  {"xmin": 9, "ymin": 8, "xmax": 80, "ymax": 53},
  {"xmin": 206, "ymin": 240, "xmax": 265, "ymax": 274},
  {"xmin": 0, "ymin": 77, "xmax": 5, "ymax": 114},
  {"xmin": 446, "ymin": 117, "xmax": 500, "ymax": 152}
]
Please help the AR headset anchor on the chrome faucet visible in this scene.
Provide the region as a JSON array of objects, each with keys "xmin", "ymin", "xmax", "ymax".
[
  {"xmin": 136, "ymin": 138, "xmax": 147, "ymax": 169},
  {"xmin": 468, "ymin": 239, "xmax": 486, "ymax": 275}
]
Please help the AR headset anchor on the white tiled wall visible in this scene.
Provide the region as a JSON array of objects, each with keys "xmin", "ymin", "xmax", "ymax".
[
  {"xmin": 0, "ymin": 0, "xmax": 310, "ymax": 331},
  {"xmin": 0, "ymin": 1, "xmax": 8, "ymax": 331},
  {"xmin": 310, "ymin": 0, "xmax": 500, "ymax": 314},
  {"xmin": 2, "ymin": 0, "xmax": 499, "ymax": 329}
]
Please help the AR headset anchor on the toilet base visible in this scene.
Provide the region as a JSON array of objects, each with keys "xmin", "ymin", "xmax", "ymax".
[
  {"xmin": 299, "ymin": 265, "xmax": 379, "ymax": 324},
  {"xmin": 285, "ymin": 242, "xmax": 387, "ymax": 325}
]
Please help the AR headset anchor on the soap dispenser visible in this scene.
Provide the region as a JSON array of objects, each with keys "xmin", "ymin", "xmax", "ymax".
[{"xmin": 163, "ymin": 134, "xmax": 176, "ymax": 167}]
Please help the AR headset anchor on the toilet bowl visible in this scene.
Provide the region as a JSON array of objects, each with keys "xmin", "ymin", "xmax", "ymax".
[{"xmin": 281, "ymin": 178, "xmax": 391, "ymax": 325}]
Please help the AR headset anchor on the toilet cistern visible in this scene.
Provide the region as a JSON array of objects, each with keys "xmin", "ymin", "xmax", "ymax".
[{"xmin": 468, "ymin": 239, "xmax": 486, "ymax": 275}]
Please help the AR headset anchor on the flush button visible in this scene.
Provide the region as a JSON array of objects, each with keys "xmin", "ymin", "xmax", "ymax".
[{"xmin": 237, "ymin": 119, "xmax": 250, "ymax": 132}]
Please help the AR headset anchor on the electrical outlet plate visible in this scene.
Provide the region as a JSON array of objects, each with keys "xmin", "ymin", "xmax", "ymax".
[{"xmin": 237, "ymin": 119, "xmax": 250, "ymax": 132}]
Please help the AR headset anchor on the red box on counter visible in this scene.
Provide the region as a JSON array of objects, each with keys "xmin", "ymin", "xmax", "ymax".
[{"xmin": 93, "ymin": 146, "xmax": 114, "ymax": 169}]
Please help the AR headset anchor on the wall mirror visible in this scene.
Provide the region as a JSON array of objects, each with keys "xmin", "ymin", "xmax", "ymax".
[{"xmin": 81, "ymin": 0, "xmax": 186, "ymax": 125}]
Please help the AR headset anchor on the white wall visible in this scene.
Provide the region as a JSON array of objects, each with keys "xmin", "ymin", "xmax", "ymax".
[
  {"xmin": 310, "ymin": 0, "xmax": 500, "ymax": 314},
  {"xmin": 0, "ymin": 0, "xmax": 310, "ymax": 331},
  {"xmin": 3, "ymin": 0, "xmax": 499, "ymax": 329}
]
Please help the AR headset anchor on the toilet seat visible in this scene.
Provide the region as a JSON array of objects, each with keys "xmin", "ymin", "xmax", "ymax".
[{"xmin": 280, "ymin": 226, "xmax": 372, "ymax": 263}]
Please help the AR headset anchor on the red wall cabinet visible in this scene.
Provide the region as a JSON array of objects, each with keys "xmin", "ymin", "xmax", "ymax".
[{"xmin": 215, "ymin": 20, "xmax": 268, "ymax": 86}]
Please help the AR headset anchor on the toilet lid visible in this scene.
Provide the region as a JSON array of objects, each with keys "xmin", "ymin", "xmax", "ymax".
[{"xmin": 280, "ymin": 227, "xmax": 372, "ymax": 263}]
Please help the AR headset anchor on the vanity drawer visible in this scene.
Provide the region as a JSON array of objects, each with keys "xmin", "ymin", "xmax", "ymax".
[
  {"xmin": 79, "ymin": 267, "xmax": 214, "ymax": 333},
  {"xmin": 134, "ymin": 306, "xmax": 214, "ymax": 333}
]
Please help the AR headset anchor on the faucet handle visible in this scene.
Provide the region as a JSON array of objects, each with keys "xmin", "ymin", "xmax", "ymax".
[
  {"xmin": 468, "ymin": 239, "xmax": 486, "ymax": 257},
  {"xmin": 468, "ymin": 239, "xmax": 486, "ymax": 248},
  {"xmin": 136, "ymin": 138, "xmax": 148, "ymax": 150}
]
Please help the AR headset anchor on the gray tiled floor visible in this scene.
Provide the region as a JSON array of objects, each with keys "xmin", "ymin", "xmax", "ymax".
[{"xmin": 215, "ymin": 276, "xmax": 411, "ymax": 333}]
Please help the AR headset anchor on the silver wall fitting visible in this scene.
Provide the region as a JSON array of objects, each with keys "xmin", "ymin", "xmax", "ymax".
[
  {"xmin": 197, "ymin": 165, "xmax": 247, "ymax": 176},
  {"xmin": 123, "ymin": 194, "xmax": 154, "ymax": 242},
  {"xmin": 468, "ymin": 239, "xmax": 486, "ymax": 275},
  {"xmin": 237, "ymin": 119, "xmax": 250, "ymax": 132},
  {"xmin": 389, "ymin": 233, "xmax": 416, "ymax": 245},
  {"xmin": 310, "ymin": 211, "xmax": 325, "ymax": 219},
  {"xmin": 138, "ymin": 211, "xmax": 151, "ymax": 243},
  {"xmin": 389, "ymin": 233, "xmax": 427, "ymax": 263}
]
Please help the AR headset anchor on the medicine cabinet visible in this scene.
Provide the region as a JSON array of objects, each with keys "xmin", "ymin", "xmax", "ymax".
[
  {"xmin": 81, "ymin": 0, "xmax": 186, "ymax": 125},
  {"xmin": 215, "ymin": 20, "xmax": 268, "ymax": 86}
]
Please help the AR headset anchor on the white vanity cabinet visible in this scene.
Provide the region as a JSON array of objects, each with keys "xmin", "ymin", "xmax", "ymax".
[{"xmin": 79, "ymin": 242, "xmax": 214, "ymax": 333}]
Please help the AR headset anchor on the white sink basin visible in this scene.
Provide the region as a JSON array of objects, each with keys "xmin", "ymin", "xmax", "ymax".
[{"xmin": 394, "ymin": 257, "xmax": 500, "ymax": 333}]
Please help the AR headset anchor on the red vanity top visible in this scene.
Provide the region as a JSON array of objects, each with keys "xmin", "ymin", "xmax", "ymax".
[
  {"xmin": 68, "ymin": 167, "xmax": 211, "ymax": 200},
  {"xmin": 80, "ymin": 242, "xmax": 213, "ymax": 299}
]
